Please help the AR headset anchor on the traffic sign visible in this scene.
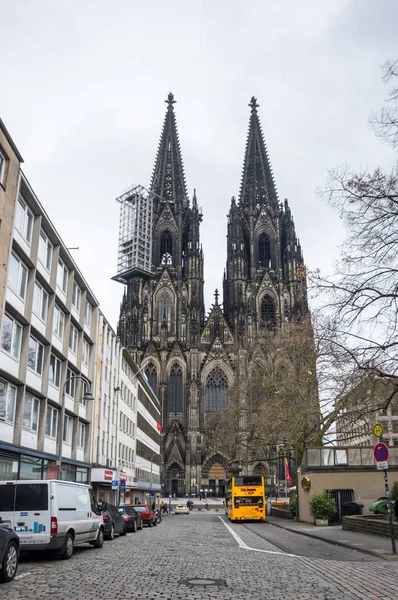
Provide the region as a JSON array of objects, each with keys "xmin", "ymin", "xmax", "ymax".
[
  {"xmin": 373, "ymin": 423, "xmax": 384, "ymax": 438},
  {"xmin": 376, "ymin": 461, "xmax": 389, "ymax": 470},
  {"xmin": 374, "ymin": 442, "xmax": 389, "ymax": 462}
]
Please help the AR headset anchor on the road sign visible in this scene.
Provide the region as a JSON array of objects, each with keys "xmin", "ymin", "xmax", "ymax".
[
  {"xmin": 374, "ymin": 442, "xmax": 389, "ymax": 462},
  {"xmin": 373, "ymin": 423, "xmax": 384, "ymax": 438},
  {"xmin": 376, "ymin": 461, "xmax": 389, "ymax": 470}
]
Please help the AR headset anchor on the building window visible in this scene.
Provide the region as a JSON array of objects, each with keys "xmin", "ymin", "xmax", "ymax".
[
  {"xmin": 63, "ymin": 414, "xmax": 73, "ymax": 444},
  {"xmin": 78, "ymin": 422, "xmax": 86, "ymax": 449},
  {"xmin": 57, "ymin": 258, "xmax": 68, "ymax": 293},
  {"xmin": 145, "ymin": 363, "xmax": 158, "ymax": 394},
  {"xmin": 45, "ymin": 405, "xmax": 58, "ymax": 439},
  {"xmin": 258, "ymin": 233, "xmax": 271, "ymax": 267},
  {"xmin": 169, "ymin": 363, "xmax": 182, "ymax": 412},
  {"xmin": 205, "ymin": 366, "xmax": 228, "ymax": 411},
  {"xmin": 23, "ymin": 394, "xmax": 39, "ymax": 432},
  {"xmin": 32, "ymin": 281, "xmax": 48, "ymax": 322},
  {"xmin": 65, "ymin": 368, "xmax": 76, "ymax": 398},
  {"xmin": 8, "ymin": 252, "xmax": 28, "ymax": 300},
  {"xmin": 49, "ymin": 354, "xmax": 62, "ymax": 388},
  {"xmin": 80, "ymin": 381, "xmax": 89, "ymax": 407},
  {"xmin": 84, "ymin": 301, "xmax": 92, "ymax": 328},
  {"xmin": 1, "ymin": 313, "xmax": 22, "ymax": 359},
  {"xmin": 160, "ymin": 230, "xmax": 173, "ymax": 264},
  {"xmin": 157, "ymin": 291, "xmax": 172, "ymax": 331},
  {"xmin": 53, "ymin": 305, "xmax": 65, "ymax": 340},
  {"xmin": 72, "ymin": 281, "xmax": 81, "ymax": 312},
  {"xmin": 0, "ymin": 379, "xmax": 16, "ymax": 423},
  {"xmin": 68, "ymin": 324, "xmax": 78, "ymax": 355},
  {"xmin": 82, "ymin": 340, "xmax": 90, "ymax": 367},
  {"xmin": 38, "ymin": 230, "xmax": 52, "ymax": 271},
  {"xmin": 0, "ymin": 148, "xmax": 6, "ymax": 186},
  {"xmin": 260, "ymin": 296, "xmax": 276, "ymax": 329},
  {"xmin": 14, "ymin": 196, "xmax": 33, "ymax": 244},
  {"xmin": 27, "ymin": 336, "xmax": 44, "ymax": 375}
]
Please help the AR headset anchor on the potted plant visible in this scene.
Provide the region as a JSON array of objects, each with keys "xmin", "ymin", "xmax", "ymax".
[{"xmin": 309, "ymin": 492, "xmax": 337, "ymax": 526}]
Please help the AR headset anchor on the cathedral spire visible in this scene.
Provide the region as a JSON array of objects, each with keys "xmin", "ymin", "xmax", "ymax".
[
  {"xmin": 239, "ymin": 96, "xmax": 278, "ymax": 212},
  {"xmin": 150, "ymin": 93, "xmax": 188, "ymax": 209}
]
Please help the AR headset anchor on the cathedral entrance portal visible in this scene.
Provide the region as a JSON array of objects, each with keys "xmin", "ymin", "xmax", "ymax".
[
  {"xmin": 208, "ymin": 463, "xmax": 226, "ymax": 497},
  {"xmin": 171, "ymin": 479, "xmax": 179, "ymax": 496}
]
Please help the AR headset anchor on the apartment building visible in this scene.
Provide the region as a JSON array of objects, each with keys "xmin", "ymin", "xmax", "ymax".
[
  {"xmin": 0, "ymin": 121, "xmax": 161, "ymax": 491},
  {"xmin": 0, "ymin": 120, "xmax": 23, "ymax": 319},
  {"xmin": 90, "ymin": 313, "xmax": 121, "ymax": 501},
  {"xmin": 131, "ymin": 351, "xmax": 161, "ymax": 504},
  {"xmin": 90, "ymin": 325, "xmax": 161, "ymax": 504},
  {"xmin": 0, "ymin": 170, "xmax": 99, "ymax": 482},
  {"xmin": 336, "ymin": 379, "xmax": 398, "ymax": 448}
]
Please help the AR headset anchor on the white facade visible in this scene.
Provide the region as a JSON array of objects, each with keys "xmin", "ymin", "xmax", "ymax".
[{"xmin": 0, "ymin": 173, "xmax": 99, "ymax": 482}]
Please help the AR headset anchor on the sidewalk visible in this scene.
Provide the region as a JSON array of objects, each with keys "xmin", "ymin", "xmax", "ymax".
[{"xmin": 266, "ymin": 516, "xmax": 398, "ymax": 560}]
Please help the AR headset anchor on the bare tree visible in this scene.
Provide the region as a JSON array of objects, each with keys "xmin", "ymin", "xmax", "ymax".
[
  {"xmin": 311, "ymin": 60, "xmax": 398, "ymax": 402},
  {"xmin": 204, "ymin": 316, "xmax": 394, "ymax": 468}
]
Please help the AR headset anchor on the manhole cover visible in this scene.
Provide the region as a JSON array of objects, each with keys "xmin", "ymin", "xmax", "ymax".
[{"xmin": 179, "ymin": 577, "xmax": 227, "ymax": 588}]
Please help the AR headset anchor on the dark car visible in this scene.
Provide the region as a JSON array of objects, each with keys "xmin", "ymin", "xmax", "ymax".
[
  {"xmin": 99, "ymin": 502, "xmax": 127, "ymax": 540},
  {"xmin": 130, "ymin": 504, "xmax": 157, "ymax": 527},
  {"xmin": 0, "ymin": 518, "xmax": 20, "ymax": 583},
  {"xmin": 117, "ymin": 506, "xmax": 143, "ymax": 532}
]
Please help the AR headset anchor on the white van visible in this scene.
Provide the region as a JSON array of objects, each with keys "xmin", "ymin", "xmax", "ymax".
[{"xmin": 0, "ymin": 480, "xmax": 104, "ymax": 559}]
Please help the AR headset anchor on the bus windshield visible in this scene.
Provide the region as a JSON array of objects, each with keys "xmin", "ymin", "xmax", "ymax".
[{"xmin": 234, "ymin": 476, "xmax": 263, "ymax": 486}]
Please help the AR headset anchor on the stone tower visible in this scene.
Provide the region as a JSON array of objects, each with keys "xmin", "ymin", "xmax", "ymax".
[{"xmin": 118, "ymin": 94, "xmax": 307, "ymax": 496}]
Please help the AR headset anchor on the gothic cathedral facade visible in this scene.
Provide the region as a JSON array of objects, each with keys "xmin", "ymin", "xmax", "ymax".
[{"xmin": 117, "ymin": 94, "xmax": 308, "ymax": 496}]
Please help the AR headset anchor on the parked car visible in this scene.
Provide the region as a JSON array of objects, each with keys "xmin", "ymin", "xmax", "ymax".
[
  {"xmin": 0, "ymin": 480, "xmax": 104, "ymax": 559},
  {"xmin": 175, "ymin": 504, "xmax": 190, "ymax": 515},
  {"xmin": 117, "ymin": 506, "xmax": 143, "ymax": 532},
  {"xmin": 99, "ymin": 502, "xmax": 127, "ymax": 539},
  {"xmin": 0, "ymin": 518, "xmax": 20, "ymax": 583},
  {"xmin": 129, "ymin": 504, "xmax": 157, "ymax": 527}
]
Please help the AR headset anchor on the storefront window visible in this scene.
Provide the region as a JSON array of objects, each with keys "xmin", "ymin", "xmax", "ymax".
[
  {"xmin": 61, "ymin": 463, "xmax": 76, "ymax": 481},
  {"xmin": 76, "ymin": 467, "xmax": 89, "ymax": 484},
  {"xmin": 0, "ymin": 454, "xmax": 19, "ymax": 481},
  {"xmin": 20, "ymin": 455, "xmax": 42, "ymax": 479},
  {"xmin": 43, "ymin": 459, "xmax": 58, "ymax": 480}
]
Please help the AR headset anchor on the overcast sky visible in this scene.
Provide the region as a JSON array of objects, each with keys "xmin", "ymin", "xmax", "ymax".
[{"xmin": 1, "ymin": 0, "xmax": 397, "ymax": 330}]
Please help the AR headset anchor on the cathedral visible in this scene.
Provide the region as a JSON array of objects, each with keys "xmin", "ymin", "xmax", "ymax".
[{"xmin": 117, "ymin": 94, "xmax": 308, "ymax": 496}]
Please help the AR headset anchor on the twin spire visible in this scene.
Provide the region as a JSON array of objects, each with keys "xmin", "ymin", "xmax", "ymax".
[
  {"xmin": 150, "ymin": 93, "xmax": 188, "ymax": 209},
  {"xmin": 150, "ymin": 93, "xmax": 277, "ymax": 209}
]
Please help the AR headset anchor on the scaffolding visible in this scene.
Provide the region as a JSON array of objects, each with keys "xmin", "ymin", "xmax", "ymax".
[{"xmin": 112, "ymin": 184, "xmax": 155, "ymax": 283}]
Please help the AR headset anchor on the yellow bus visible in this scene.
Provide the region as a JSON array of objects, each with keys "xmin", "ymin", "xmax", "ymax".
[{"xmin": 225, "ymin": 475, "xmax": 266, "ymax": 522}]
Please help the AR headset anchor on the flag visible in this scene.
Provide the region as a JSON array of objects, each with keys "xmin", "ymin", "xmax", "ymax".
[
  {"xmin": 156, "ymin": 423, "xmax": 162, "ymax": 432},
  {"xmin": 285, "ymin": 458, "xmax": 292, "ymax": 483}
]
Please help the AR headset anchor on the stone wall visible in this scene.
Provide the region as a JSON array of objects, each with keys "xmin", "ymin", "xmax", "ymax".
[
  {"xmin": 271, "ymin": 507, "xmax": 292, "ymax": 519},
  {"xmin": 342, "ymin": 515, "xmax": 398, "ymax": 538}
]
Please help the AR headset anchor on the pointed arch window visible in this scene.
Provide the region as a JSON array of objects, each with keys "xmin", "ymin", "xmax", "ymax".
[
  {"xmin": 145, "ymin": 363, "xmax": 158, "ymax": 395},
  {"xmin": 160, "ymin": 230, "xmax": 173, "ymax": 265},
  {"xmin": 157, "ymin": 291, "xmax": 172, "ymax": 332},
  {"xmin": 259, "ymin": 233, "xmax": 271, "ymax": 267},
  {"xmin": 260, "ymin": 296, "xmax": 276, "ymax": 329},
  {"xmin": 205, "ymin": 366, "xmax": 228, "ymax": 411},
  {"xmin": 169, "ymin": 363, "xmax": 183, "ymax": 412}
]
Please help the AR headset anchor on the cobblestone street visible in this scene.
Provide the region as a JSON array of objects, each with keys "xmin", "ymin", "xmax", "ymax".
[{"xmin": 2, "ymin": 513, "xmax": 398, "ymax": 600}]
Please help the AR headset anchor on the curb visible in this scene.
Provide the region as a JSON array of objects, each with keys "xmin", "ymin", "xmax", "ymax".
[{"xmin": 265, "ymin": 520, "xmax": 388, "ymax": 560}]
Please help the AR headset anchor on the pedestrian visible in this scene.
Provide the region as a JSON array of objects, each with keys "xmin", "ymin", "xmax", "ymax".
[{"xmin": 151, "ymin": 500, "xmax": 155, "ymax": 511}]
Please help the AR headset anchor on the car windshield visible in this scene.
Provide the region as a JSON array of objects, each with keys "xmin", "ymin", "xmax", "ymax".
[
  {"xmin": 177, "ymin": 505, "xmax": 187, "ymax": 508},
  {"xmin": 132, "ymin": 506, "xmax": 147, "ymax": 512},
  {"xmin": 117, "ymin": 508, "xmax": 127, "ymax": 515}
]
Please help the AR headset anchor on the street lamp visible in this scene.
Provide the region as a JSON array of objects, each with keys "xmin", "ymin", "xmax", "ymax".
[{"xmin": 57, "ymin": 374, "xmax": 94, "ymax": 480}]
